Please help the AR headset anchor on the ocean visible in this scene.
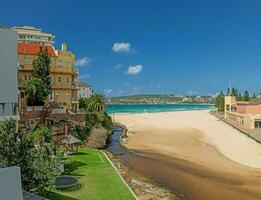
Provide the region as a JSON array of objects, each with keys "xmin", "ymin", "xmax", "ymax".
[{"xmin": 107, "ymin": 104, "xmax": 214, "ymax": 114}]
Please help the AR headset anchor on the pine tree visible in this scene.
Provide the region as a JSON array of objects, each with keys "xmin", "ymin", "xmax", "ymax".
[
  {"xmin": 236, "ymin": 92, "xmax": 242, "ymax": 101},
  {"xmin": 26, "ymin": 47, "xmax": 51, "ymax": 106},
  {"xmin": 226, "ymin": 88, "xmax": 230, "ymax": 96},
  {"xmin": 243, "ymin": 90, "xmax": 250, "ymax": 101}
]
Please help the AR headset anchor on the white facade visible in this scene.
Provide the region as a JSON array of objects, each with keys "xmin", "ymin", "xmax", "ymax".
[
  {"xmin": 0, "ymin": 28, "xmax": 19, "ymax": 121},
  {"xmin": 12, "ymin": 26, "xmax": 55, "ymax": 45},
  {"xmin": 77, "ymin": 81, "xmax": 93, "ymax": 99}
]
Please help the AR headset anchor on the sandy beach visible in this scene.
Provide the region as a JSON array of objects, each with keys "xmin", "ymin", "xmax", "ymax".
[{"xmin": 114, "ymin": 110, "xmax": 261, "ymax": 200}]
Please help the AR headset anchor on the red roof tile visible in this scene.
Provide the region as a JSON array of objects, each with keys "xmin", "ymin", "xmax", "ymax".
[{"xmin": 17, "ymin": 43, "xmax": 56, "ymax": 56}]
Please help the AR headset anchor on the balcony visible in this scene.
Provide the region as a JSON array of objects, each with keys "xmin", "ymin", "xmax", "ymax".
[
  {"xmin": 52, "ymin": 81, "xmax": 76, "ymax": 90},
  {"xmin": 51, "ymin": 67, "xmax": 78, "ymax": 75}
]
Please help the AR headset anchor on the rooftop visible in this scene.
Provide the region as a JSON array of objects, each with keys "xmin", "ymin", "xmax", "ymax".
[
  {"xmin": 18, "ymin": 43, "xmax": 56, "ymax": 56},
  {"xmin": 62, "ymin": 135, "xmax": 81, "ymax": 144},
  {"xmin": 78, "ymin": 81, "xmax": 91, "ymax": 88},
  {"xmin": 23, "ymin": 191, "xmax": 49, "ymax": 200}
]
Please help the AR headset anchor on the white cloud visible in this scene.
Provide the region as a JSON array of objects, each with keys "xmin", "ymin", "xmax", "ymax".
[
  {"xmin": 126, "ymin": 65, "xmax": 143, "ymax": 75},
  {"xmin": 112, "ymin": 42, "xmax": 131, "ymax": 53},
  {"xmin": 76, "ymin": 57, "xmax": 91, "ymax": 67},
  {"xmin": 80, "ymin": 74, "xmax": 91, "ymax": 80}
]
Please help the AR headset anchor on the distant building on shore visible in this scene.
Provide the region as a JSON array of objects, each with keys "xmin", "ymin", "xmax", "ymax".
[
  {"xmin": 12, "ymin": 26, "xmax": 79, "ymax": 112},
  {"xmin": 77, "ymin": 81, "xmax": 93, "ymax": 98},
  {"xmin": 225, "ymin": 96, "xmax": 261, "ymax": 129},
  {"xmin": 0, "ymin": 28, "xmax": 19, "ymax": 121},
  {"xmin": 195, "ymin": 96, "xmax": 204, "ymax": 103}
]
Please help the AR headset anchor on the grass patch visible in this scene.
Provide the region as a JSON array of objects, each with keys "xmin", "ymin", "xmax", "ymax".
[{"xmin": 44, "ymin": 148, "xmax": 135, "ymax": 200}]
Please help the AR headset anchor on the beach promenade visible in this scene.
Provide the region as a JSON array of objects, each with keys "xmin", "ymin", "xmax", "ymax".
[{"xmin": 114, "ymin": 110, "xmax": 261, "ymax": 200}]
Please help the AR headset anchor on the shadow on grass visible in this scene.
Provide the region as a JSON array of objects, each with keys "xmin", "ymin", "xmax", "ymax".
[
  {"xmin": 44, "ymin": 191, "xmax": 78, "ymax": 200},
  {"xmin": 64, "ymin": 161, "xmax": 86, "ymax": 175},
  {"xmin": 57, "ymin": 183, "xmax": 83, "ymax": 192}
]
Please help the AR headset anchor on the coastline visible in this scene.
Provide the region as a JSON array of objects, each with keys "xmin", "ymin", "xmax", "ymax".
[
  {"xmin": 113, "ymin": 110, "xmax": 261, "ymax": 200},
  {"xmin": 107, "ymin": 104, "xmax": 214, "ymax": 115}
]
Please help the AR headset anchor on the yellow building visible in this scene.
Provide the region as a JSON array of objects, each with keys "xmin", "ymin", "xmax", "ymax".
[
  {"xmin": 13, "ymin": 26, "xmax": 79, "ymax": 112},
  {"xmin": 225, "ymin": 96, "xmax": 261, "ymax": 129}
]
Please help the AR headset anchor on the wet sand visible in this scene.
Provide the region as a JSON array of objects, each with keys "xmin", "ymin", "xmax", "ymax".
[{"xmin": 114, "ymin": 110, "xmax": 261, "ymax": 200}]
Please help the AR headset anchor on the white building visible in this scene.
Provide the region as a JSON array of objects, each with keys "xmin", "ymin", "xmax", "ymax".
[
  {"xmin": 0, "ymin": 28, "xmax": 19, "ymax": 121},
  {"xmin": 12, "ymin": 26, "xmax": 55, "ymax": 46},
  {"xmin": 0, "ymin": 167, "xmax": 23, "ymax": 200},
  {"xmin": 77, "ymin": 81, "xmax": 93, "ymax": 99},
  {"xmin": 0, "ymin": 167, "xmax": 49, "ymax": 200}
]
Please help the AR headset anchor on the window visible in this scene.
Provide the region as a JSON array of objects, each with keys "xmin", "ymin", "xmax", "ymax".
[
  {"xmin": 66, "ymin": 77, "xmax": 70, "ymax": 83},
  {"xmin": 19, "ymin": 35, "xmax": 26, "ymax": 39},
  {"xmin": 226, "ymin": 105, "xmax": 230, "ymax": 111},
  {"xmin": 20, "ymin": 92, "xmax": 25, "ymax": 98},
  {"xmin": 24, "ymin": 75, "xmax": 27, "ymax": 81},
  {"xmin": 66, "ymin": 92, "xmax": 70, "ymax": 97},
  {"xmin": 58, "ymin": 77, "xmax": 62, "ymax": 82},
  {"xmin": 255, "ymin": 121, "xmax": 261, "ymax": 128}
]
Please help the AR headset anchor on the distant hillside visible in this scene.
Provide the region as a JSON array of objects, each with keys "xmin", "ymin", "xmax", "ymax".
[{"xmin": 107, "ymin": 94, "xmax": 214, "ymax": 105}]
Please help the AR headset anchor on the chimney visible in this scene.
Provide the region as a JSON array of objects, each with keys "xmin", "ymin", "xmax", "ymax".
[{"xmin": 61, "ymin": 43, "xmax": 67, "ymax": 51}]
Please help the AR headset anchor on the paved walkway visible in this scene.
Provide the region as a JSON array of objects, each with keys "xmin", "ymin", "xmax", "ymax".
[{"xmin": 212, "ymin": 111, "xmax": 261, "ymax": 144}]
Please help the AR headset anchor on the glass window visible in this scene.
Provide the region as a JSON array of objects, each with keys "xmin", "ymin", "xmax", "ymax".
[
  {"xmin": 58, "ymin": 77, "xmax": 62, "ymax": 82},
  {"xmin": 255, "ymin": 121, "xmax": 261, "ymax": 128}
]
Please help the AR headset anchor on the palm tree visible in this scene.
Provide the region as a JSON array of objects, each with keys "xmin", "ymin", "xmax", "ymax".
[{"xmin": 86, "ymin": 93, "xmax": 106, "ymax": 112}]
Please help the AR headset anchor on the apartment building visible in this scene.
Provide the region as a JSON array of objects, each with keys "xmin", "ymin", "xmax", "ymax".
[
  {"xmin": 12, "ymin": 26, "xmax": 79, "ymax": 112},
  {"xmin": 225, "ymin": 96, "xmax": 261, "ymax": 129},
  {"xmin": 0, "ymin": 28, "xmax": 19, "ymax": 121},
  {"xmin": 77, "ymin": 81, "xmax": 93, "ymax": 99}
]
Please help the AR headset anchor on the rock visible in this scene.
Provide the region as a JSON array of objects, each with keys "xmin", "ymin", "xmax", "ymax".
[{"xmin": 86, "ymin": 127, "xmax": 108, "ymax": 148}]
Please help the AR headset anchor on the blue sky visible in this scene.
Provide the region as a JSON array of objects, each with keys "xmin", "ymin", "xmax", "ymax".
[{"xmin": 1, "ymin": 0, "xmax": 261, "ymax": 97}]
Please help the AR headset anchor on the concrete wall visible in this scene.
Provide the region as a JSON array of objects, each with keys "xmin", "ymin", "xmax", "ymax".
[
  {"xmin": 224, "ymin": 96, "xmax": 236, "ymax": 117},
  {"xmin": 0, "ymin": 28, "xmax": 18, "ymax": 119},
  {"xmin": 0, "ymin": 167, "xmax": 23, "ymax": 200}
]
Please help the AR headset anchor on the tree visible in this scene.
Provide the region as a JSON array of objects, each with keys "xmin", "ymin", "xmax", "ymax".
[
  {"xmin": 215, "ymin": 91, "xmax": 225, "ymax": 112},
  {"xmin": 0, "ymin": 119, "xmax": 59, "ymax": 193},
  {"xmin": 32, "ymin": 47, "xmax": 51, "ymax": 94},
  {"xmin": 26, "ymin": 77, "xmax": 49, "ymax": 106},
  {"xmin": 226, "ymin": 88, "xmax": 230, "ymax": 96},
  {"xmin": 231, "ymin": 87, "xmax": 238, "ymax": 97},
  {"xmin": 31, "ymin": 125, "xmax": 52, "ymax": 147},
  {"xmin": 253, "ymin": 93, "xmax": 257, "ymax": 99},
  {"xmin": 70, "ymin": 124, "xmax": 91, "ymax": 142},
  {"xmin": 86, "ymin": 93, "xmax": 106, "ymax": 112},
  {"xmin": 79, "ymin": 98, "xmax": 87, "ymax": 109},
  {"xmin": 26, "ymin": 47, "xmax": 51, "ymax": 106},
  {"xmin": 236, "ymin": 92, "xmax": 242, "ymax": 101},
  {"xmin": 243, "ymin": 90, "xmax": 250, "ymax": 101}
]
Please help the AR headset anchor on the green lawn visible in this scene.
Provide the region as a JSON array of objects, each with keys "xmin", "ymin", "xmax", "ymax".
[{"xmin": 44, "ymin": 148, "xmax": 135, "ymax": 200}]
